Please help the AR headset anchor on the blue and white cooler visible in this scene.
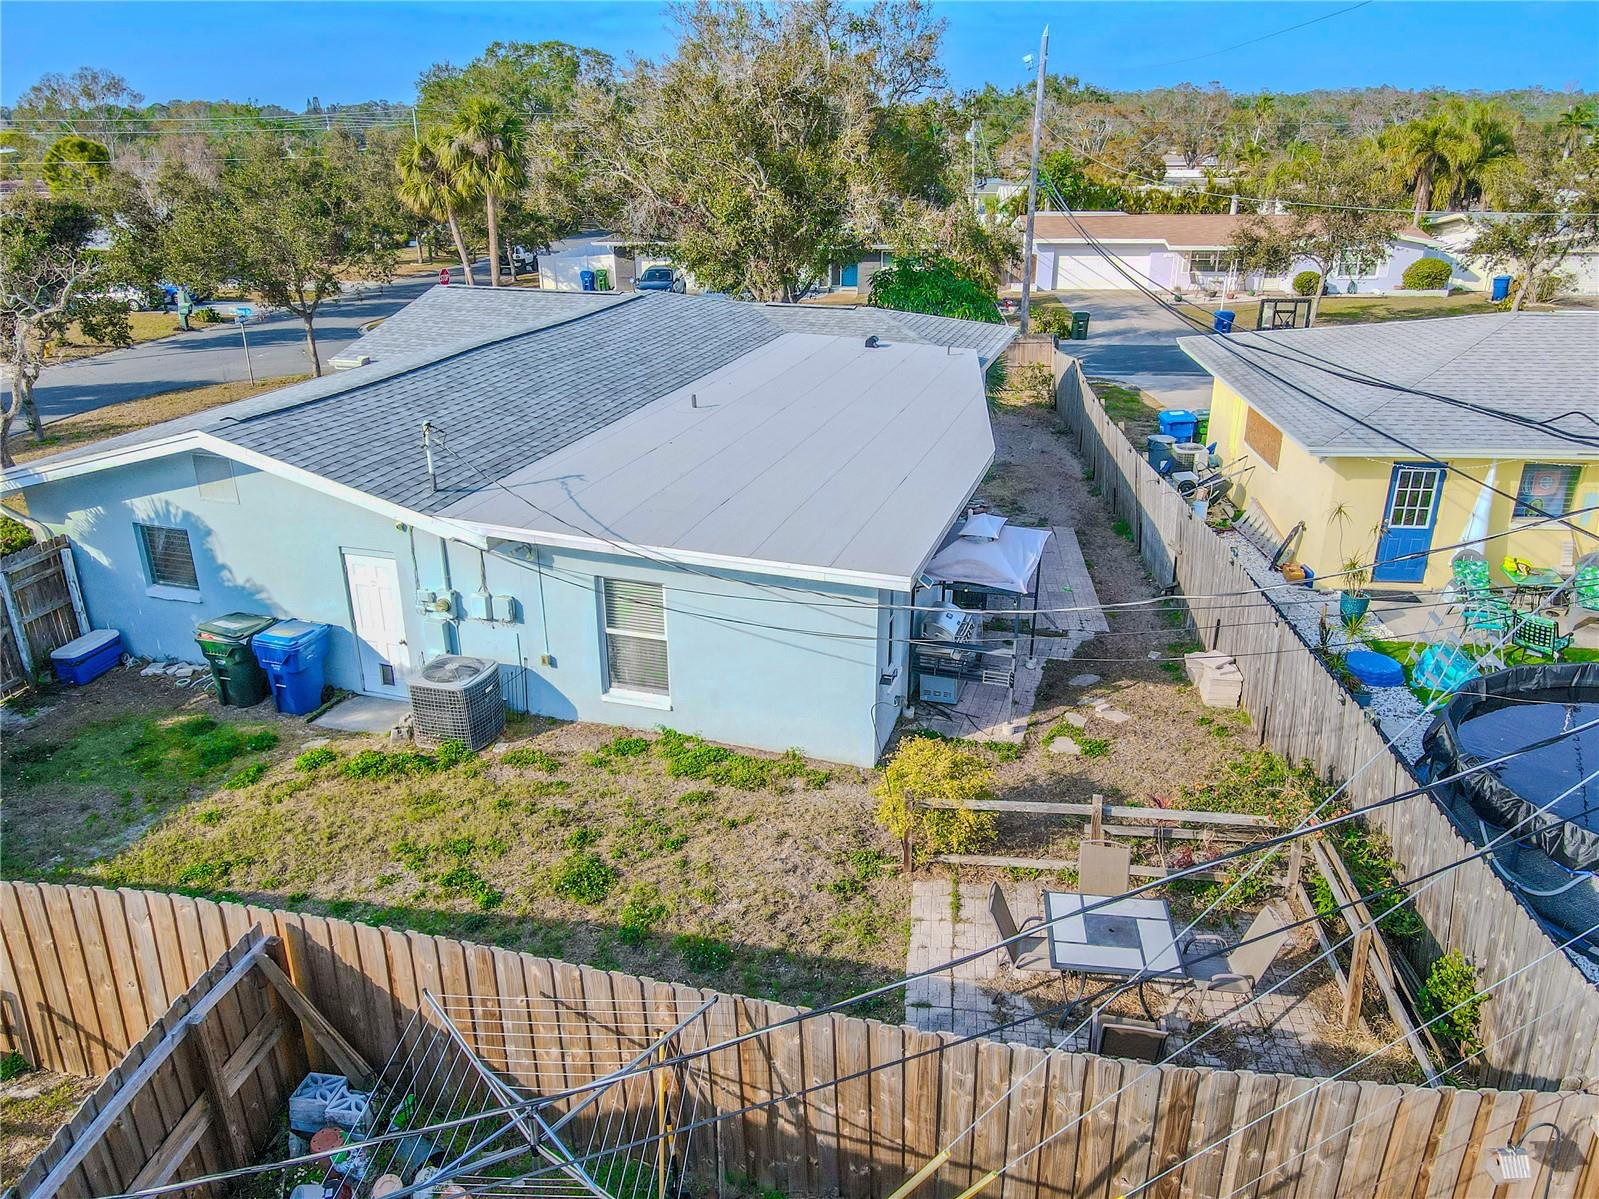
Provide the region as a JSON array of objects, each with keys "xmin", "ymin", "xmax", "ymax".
[{"xmin": 50, "ymin": 629, "xmax": 123, "ymax": 686}]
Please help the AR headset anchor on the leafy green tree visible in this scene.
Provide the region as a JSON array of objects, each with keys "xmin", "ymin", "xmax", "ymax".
[
  {"xmin": 1552, "ymin": 101, "xmax": 1597, "ymax": 160},
  {"xmin": 441, "ymin": 97, "xmax": 528, "ymax": 288},
  {"xmin": 397, "ymin": 134, "xmax": 479, "ymax": 285},
  {"xmin": 0, "ymin": 190, "xmax": 141, "ymax": 461},
  {"xmin": 12, "ymin": 68, "xmax": 146, "ymax": 146},
  {"xmin": 0, "ymin": 131, "xmax": 42, "ymax": 181},
  {"xmin": 1230, "ymin": 140, "xmax": 1405, "ymax": 320},
  {"xmin": 1383, "ymin": 111, "xmax": 1452, "ymax": 219},
  {"xmin": 163, "ymin": 138, "xmax": 397, "ymax": 375},
  {"xmin": 1435, "ymin": 99, "xmax": 1520, "ymax": 209},
  {"xmin": 1470, "ymin": 143, "xmax": 1599, "ymax": 310},
  {"xmin": 584, "ymin": 0, "xmax": 950, "ymax": 301},
  {"xmin": 41, "ymin": 136, "xmax": 111, "ymax": 194},
  {"xmin": 867, "ymin": 257, "xmax": 1001, "ymax": 322}
]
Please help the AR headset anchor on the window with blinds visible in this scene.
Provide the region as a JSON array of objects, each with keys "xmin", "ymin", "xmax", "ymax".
[
  {"xmin": 602, "ymin": 579, "xmax": 668, "ymax": 695},
  {"xmin": 136, "ymin": 523, "xmax": 199, "ymax": 590}
]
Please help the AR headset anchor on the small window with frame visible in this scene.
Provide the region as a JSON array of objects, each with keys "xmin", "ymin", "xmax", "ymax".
[
  {"xmin": 1512, "ymin": 463, "xmax": 1580, "ymax": 519},
  {"xmin": 135, "ymin": 523, "xmax": 199, "ymax": 591},
  {"xmin": 601, "ymin": 579, "xmax": 669, "ymax": 697}
]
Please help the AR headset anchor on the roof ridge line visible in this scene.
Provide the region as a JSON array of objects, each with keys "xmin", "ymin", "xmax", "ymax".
[{"xmin": 218, "ymin": 292, "xmax": 643, "ymax": 431}]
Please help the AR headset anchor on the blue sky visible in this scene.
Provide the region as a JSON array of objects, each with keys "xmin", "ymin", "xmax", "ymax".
[{"xmin": 2, "ymin": 1, "xmax": 1594, "ymax": 109}]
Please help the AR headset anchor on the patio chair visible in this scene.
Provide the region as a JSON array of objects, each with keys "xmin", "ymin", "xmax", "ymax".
[
  {"xmin": 1510, "ymin": 611, "xmax": 1572, "ymax": 662},
  {"xmin": 1180, "ymin": 903, "xmax": 1293, "ymax": 995},
  {"xmin": 1088, "ymin": 1011, "xmax": 1170, "ymax": 1062},
  {"xmin": 1573, "ymin": 552, "xmax": 1599, "ymax": 622},
  {"xmin": 1077, "ymin": 840, "xmax": 1132, "ymax": 896},
  {"xmin": 987, "ymin": 883, "xmax": 1053, "ymax": 973},
  {"xmin": 1450, "ymin": 551, "xmax": 1513, "ymax": 635}
]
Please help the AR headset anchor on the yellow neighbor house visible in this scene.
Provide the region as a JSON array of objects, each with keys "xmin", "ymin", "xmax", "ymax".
[{"xmin": 1179, "ymin": 313, "xmax": 1599, "ymax": 593}]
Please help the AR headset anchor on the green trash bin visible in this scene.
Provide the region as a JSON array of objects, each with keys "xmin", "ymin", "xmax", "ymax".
[
  {"xmin": 195, "ymin": 612, "xmax": 278, "ymax": 707},
  {"xmin": 1071, "ymin": 310, "xmax": 1090, "ymax": 341},
  {"xmin": 595, "ymin": 267, "xmax": 611, "ymax": 291}
]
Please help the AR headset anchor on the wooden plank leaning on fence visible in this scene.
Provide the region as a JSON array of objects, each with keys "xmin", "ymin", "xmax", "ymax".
[{"xmin": 0, "ymin": 535, "xmax": 87, "ymax": 698}]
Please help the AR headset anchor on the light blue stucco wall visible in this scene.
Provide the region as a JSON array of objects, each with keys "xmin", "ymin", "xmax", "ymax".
[{"xmin": 23, "ymin": 451, "xmax": 907, "ymax": 765}]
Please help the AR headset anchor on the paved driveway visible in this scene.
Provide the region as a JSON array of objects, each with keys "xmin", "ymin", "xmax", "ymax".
[
  {"xmin": 1044, "ymin": 291, "xmax": 1214, "ymax": 407},
  {"xmin": 8, "ymin": 272, "xmax": 451, "ymax": 424}
]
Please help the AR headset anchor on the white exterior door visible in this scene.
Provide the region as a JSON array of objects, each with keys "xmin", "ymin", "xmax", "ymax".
[{"xmin": 343, "ymin": 552, "xmax": 408, "ymax": 697}]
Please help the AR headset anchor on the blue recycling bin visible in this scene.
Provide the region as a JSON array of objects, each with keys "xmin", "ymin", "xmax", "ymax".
[
  {"xmin": 251, "ymin": 620, "xmax": 331, "ymax": 715},
  {"xmin": 579, "ymin": 269, "xmax": 597, "ymax": 292},
  {"xmin": 1212, "ymin": 309, "xmax": 1236, "ymax": 333},
  {"xmin": 1157, "ymin": 409, "xmax": 1199, "ymax": 442},
  {"xmin": 1491, "ymin": 274, "xmax": 1512, "ymax": 302}
]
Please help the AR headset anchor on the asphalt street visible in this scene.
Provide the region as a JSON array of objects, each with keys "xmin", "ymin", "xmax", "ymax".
[
  {"xmin": 1045, "ymin": 291, "xmax": 1214, "ymax": 408},
  {"xmin": 9, "ymin": 271, "xmax": 447, "ymax": 424}
]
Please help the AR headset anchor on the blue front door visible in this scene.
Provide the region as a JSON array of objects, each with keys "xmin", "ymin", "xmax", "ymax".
[
  {"xmin": 840, "ymin": 261, "xmax": 859, "ymax": 288},
  {"xmin": 1372, "ymin": 463, "xmax": 1446, "ymax": 583}
]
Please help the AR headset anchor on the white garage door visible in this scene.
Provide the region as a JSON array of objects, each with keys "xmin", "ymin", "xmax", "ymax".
[{"xmin": 1043, "ymin": 243, "xmax": 1162, "ymax": 291}]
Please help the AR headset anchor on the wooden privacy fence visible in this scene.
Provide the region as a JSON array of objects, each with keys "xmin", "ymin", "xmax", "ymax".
[
  {"xmin": 1053, "ymin": 353, "xmax": 1599, "ymax": 1092},
  {"xmin": 5, "ymin": 882, "xmax": 1598, "ymax": 1199},
  {"xmin": 0, "ymin": 535, "xmax": 88, "ymax": 698}
]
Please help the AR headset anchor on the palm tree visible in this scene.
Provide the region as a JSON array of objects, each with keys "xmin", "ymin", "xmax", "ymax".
[
  {"xmin": 442, "ymin": 97, "xmax": 528, "ymax": 288},
  {"xmin": 397, "ymin": 134, "xmax": 477, "ymax": 286},
  {"xmin": 1384, "ymin": 112, "xmax": 1451, "ymax": 219},
  {"xmin": 1438, "ymin": 100, "xmax": 1519, "ymax": 209},
  {"xmin": 1554, "ymin": 101, "xmax": 1597, "ymax": 159}
]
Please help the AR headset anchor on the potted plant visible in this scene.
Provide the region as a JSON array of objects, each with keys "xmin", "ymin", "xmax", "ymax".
[{"xmin": 1328, "ymin": 505, "xmax": 1378, "ymax": 623}]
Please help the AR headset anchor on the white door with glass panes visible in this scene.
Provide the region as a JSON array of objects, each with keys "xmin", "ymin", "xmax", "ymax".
[{"xmin": 343, "ymin": 552, "xmax": 408, "ymax": 696}]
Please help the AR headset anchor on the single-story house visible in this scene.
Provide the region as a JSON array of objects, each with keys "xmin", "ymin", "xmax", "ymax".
[
  {"xmin": 535, "ymin": 231, "xmax": 642, "ymax": 292},
  {"xmin": 0, "ymin": 288, "xmax": 1014, "ymax": 766},
  {"xmin": 1178, "ymin": 312, "xmax": 1599, "ymax": 591},
  {"xmin": 1152, "ymin": 153, "xmax": 1230, "ymax": 190},
  {"xmin": 824, "ymin": 247, "xmax": 895, "ymax": 295},
  {"xmin": 972, "ymin": 177, "xmax": 1026, "ymax": 223},
  {"xmin": 1025, "ymin": 212, "xmax": 1470, "ymax": 296},
  {"xmin": 1425, "ymin": 211, "xmax": 1599, "ymax": 298}
]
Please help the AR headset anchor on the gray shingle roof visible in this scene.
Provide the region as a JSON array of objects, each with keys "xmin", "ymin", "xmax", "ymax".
[
  {"xmin": 216, "ymin": 293, "xmax": 782, "ymax": 514},
  {"xmin": 353, "ymin": 287, "xmax": 1017, "ymax": 367},
  {"xmin": 1178, "ymin": 312, "xmax": 1599, "ymax": 458},
  {"xmin": 346, "ymin": 286, "xmax": 629, "ymax": 365}
]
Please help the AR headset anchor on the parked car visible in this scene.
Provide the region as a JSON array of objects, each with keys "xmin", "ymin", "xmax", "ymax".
[{"xmin": 636, "ymin": 266, "xmax": 685, "ymax": 293}]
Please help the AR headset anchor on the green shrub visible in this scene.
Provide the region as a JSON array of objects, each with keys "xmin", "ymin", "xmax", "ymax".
[
  {"xmin": 194, "ymin": 305, "xmax": 225, "ymax": 324},
  {"xmin": 674, "ymin": 933, "xmax": 732, "ymax": 972},
  {"xmin": 551, "ymin": 850, "xmax": 618, "ymax": 905},
  {"xmin": 0, "ymin": 1050, "xmax": 30, "ymax": 1081},
  {"xmin": 502, "ymin": 746, "xmax": 561, "ymax": 772},
  {"xmin": 874, "ymin": 736, "xmax": 997, "ymax": 855},
  {"xmin": 618, "ymin": 884, "xmax": 669, "ymax": 945},
  {"xmin": 295, "ymin": 747, "xmax": 338, "ymax": 772},
  {"xmin": 222, "ymin": 761, "xmax": 269, "ymax": 790},
  {"xmin": 1420, "ymin": 950, "xmax": 1484, "ymax": 1057},
  {"xmin": 1400, "ymin": 257, "xmax": 1452, "ymax": 290},
  {"xmin": 1032, "ymin": 306, "xmax": 1074, "ymax": 337},
  {"xmin": 0, "ymin": 517, "xmax": 36, "ymax": 557},
  {"xmin": 244, "ymin": 730, "xmax": 278, "ymax": 752},
  {"xmin": 1292, "ymin": 270, "xmax": 1321, "ymax": 297}
]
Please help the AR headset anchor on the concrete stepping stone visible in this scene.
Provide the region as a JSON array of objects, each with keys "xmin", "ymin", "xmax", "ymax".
[
  {"xmin": 1068, "ymin": 673, "xmax": 1101, "ymax": 687},
  {"xmin": 1049, "ymin": 738, "xmax": 1082, "ymax": 755}
]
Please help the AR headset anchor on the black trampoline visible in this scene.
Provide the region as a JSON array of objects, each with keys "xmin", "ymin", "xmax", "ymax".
[{"xmin": 1422, "ymin": 663, "xmax": 1599, "ymax": 874}]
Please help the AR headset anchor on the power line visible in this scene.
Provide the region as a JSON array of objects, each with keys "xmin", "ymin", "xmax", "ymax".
[
  {"xmin": 1138, "ymin": 1, "xmax": 1373, "ymax": 69},
  {"xmin": 93, "ymin": 727, "xmax": 1599, "ymax": 1199},
  {"xmin": 1048, "ymin": 202, "xmax": 1599, "ymax": 542}
]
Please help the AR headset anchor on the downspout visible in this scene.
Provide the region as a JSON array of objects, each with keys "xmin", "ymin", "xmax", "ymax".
[{"xmin": 438, "ymin": 535, "xmax": 459, "ymax": 654}]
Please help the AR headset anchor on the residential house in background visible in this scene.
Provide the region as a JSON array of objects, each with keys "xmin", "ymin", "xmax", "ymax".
[
  {"xmin": 0, "ymin": 288, "xmax": 1013, "ymax": 766},
  {"xmin": 1426, "ymin": 211, "xmax": 1599, "ymax": 297},
  {"xmin": 1024, "ymin": 213, "xmax": 1469, "ymax": 296},
  {"xmin": 824, "ymin": 246, "xmax": 895, "ymax": 295},
  {"xmin": 972, "ymin": 176, "xmax": 1026, "ymax": 224},
  {"xmin": 1179, "ymin": 312, "xmax": 1599, "ymax": 591},
  {"xmin": 535, "ymin": 231, "xmax": 644, "ymax": 292}
]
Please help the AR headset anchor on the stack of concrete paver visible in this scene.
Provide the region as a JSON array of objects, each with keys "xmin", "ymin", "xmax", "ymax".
[{"xmin": 1184, "ymin": 650, "xmax": 1244, "ymax": 708}]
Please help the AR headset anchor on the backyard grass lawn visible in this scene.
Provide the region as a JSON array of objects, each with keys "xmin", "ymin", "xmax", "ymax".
[
  {"xmin": 0, "ymin": 675, "xmax": 916, "ymax": 1014},
  {"xmin": 4, "ymin": 375, "xmax": 308, "ymax": 465}
]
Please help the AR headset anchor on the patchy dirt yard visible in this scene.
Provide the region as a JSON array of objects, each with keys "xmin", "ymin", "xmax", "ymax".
[
  {"xmin": 1, "ymin": 395, "xmax": 1358, "ymax": 1062},
  {"xmin": 0, "ymin": 1064, "xmax": 100, "ymax": 1180}
]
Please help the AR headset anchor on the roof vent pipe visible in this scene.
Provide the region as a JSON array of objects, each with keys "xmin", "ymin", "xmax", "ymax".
[{"xmin": 422, "ymin": 420, "xmax": 438, "ymax": 493}]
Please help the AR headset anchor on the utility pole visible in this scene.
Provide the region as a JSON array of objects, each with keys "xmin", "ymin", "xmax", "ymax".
[{"xmin": 1019, "ymin": 25, "xmax": 1049, "ymax": 336}]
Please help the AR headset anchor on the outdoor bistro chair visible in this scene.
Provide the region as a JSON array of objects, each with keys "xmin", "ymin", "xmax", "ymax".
[
  {"xmin": 1450, "ymin": 551, "xmax": 1513, "ymax": 636},
  {"xmin": 1088, "ymin": 1011, "xmax": 1170, "ymax": 1062},
  {"xmin": 987, "ymin": 883, "xmax": 1054, "ymax": 973},
  {"xmin": 1574, "ymin": 552, "xmax": 1599, "ymax": 625},
  {"xmin": 1179, "ymin": 903, "xmax": 1293, "ymax": 998},
  {"xmin": 1077, "ymin": 840, "xmax": 1133, "ymax": 896},
  {"xmin": 1510, "ymin": 611, "xmax": 1573, "ymax": 662}
]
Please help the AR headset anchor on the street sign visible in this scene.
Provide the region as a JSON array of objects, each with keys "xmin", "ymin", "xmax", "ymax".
[
  {"xmin": 439, "ymin": 268, "xmax": 451, "ymax": 286},
  {"xmin": 233, "ymin": 305, "xmax": 254, "ymax": 323}
]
